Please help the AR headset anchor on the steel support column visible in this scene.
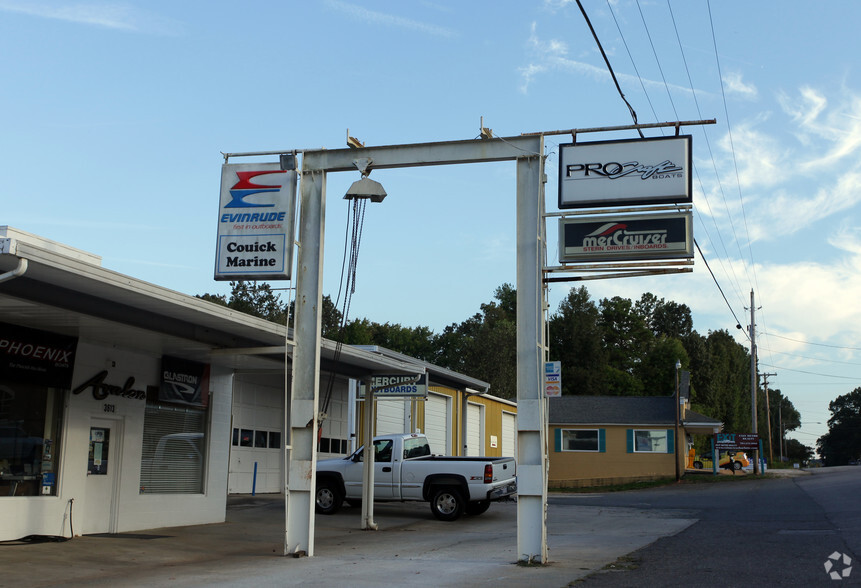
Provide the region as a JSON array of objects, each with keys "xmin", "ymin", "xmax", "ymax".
[
  {"xmin": 284, "ymin": 169, "xmax": 326, "ymax": 557},
  {"xmin": 515, "ymin": 150, "xmax": 547, "ymax": 563}
]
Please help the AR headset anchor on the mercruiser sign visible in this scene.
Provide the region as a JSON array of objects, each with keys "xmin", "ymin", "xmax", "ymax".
[
  {"xmin": 559, "ymin": 212, "xmax": 692, "ymax": 262},
  {"xmin": 214, "ymin": 162, "xmax": 297, "ymax": 280},
  {"xmin": 559, "ymin": 136, "xmax": 691, "ymax": 208}
]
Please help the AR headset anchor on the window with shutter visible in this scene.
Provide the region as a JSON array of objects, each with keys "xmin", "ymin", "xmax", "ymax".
[{"xmin": 139, "ymin": 404, "xmax": 207, "ymax": 494}]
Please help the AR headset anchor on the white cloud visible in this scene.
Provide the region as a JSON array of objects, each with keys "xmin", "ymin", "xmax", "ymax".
[
  {"xmin": 519, "ymin": 23, "xmax": 701, "ymax": 98},
  {"xmin": 723, "ymin": 71, "xmax": 758, "ymax": 99},
  {"xmin": 324, "ymin": 0, "xmax": 455, "ymax": 38},
  {"xmin": 0, "ymin": 1, "xmax": 181, "ymax": 34}
]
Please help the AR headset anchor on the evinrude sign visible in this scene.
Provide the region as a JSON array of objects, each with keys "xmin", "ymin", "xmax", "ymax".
[
  {"xmin": 558, "ymin": 136, "xmax": 691, "ymax": 209},
  {"xmin": 559, "ymin": 212, "xmax": 692, "ymax": 262},
  {"xmin": 215, "ymin": 162, "xmax": 297, "ymax": 280}
]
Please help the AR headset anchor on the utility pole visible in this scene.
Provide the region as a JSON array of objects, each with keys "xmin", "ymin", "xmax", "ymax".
[
  {"xmin": 778, "ymin": 401, "xmax": 784, "ymax": 463},
  {"xmin": 749, "ymin": 290, "xmax": 759, "ymax": 475},
  {"xmin": 762, "ymin": 372, "xmax": 777, "ymax": 465}
]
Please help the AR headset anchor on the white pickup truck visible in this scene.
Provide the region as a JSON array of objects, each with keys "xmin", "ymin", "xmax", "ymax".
[{"xmin": 315, "ymin": 433, "xmax": 517, "ymax": 521}]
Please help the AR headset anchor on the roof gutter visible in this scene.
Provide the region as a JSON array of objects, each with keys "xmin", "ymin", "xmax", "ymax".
[{"xmin": 0, "ymin": 257, "xmax": 28, "ymax": 284}]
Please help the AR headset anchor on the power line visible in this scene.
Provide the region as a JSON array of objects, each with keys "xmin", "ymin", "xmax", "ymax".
[
  {"xmin": 694, "ymin": 238, "xmax": 748, "ymax": 337},
  {"xmin": 574, "ymin": 0, "xmax": 643, "ymax": 137},
  {"xmin": 759, "ymin": 362, "xmax": 861, "ymax": 380}
]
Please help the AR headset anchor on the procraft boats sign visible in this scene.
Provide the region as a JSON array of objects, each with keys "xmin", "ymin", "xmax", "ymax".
[
  {"xmin": 558, "ymin": 136, "xmax": 691, "ymax": 209},
  {"xmin": 215, "ymin": 162, "xmax": 297, "ymax": 281},
  {"xmin": 558, "ymin": 212, "xmax": 692, "ymax": 262}
]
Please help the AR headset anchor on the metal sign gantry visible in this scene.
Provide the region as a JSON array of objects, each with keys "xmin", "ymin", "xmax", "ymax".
[{"xmin": 285, "ymin": 135, "xmax": 548, "ymax": 562}]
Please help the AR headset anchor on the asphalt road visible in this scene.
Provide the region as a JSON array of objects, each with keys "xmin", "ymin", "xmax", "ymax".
[{"xmin": 558, "ymin": 466, "xmax": 861, "ymax": 586}]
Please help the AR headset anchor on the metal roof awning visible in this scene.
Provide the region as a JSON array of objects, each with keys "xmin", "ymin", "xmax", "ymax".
[{"xmin": 0, "ymin": 227, "xmax": 421, "ymax": 377}]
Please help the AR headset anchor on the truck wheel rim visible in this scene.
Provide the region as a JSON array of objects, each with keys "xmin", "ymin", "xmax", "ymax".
[
  {"xmin": 436, "ymin": 493, "xmax": 456, "ymax": 514},
  {"xmin": 317, "ymin": 489, "xmax": 334, "ymax": 508}
]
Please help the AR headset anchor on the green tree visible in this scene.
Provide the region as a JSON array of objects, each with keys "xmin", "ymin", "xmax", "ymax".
[
  {"xmin": 817, "ymin": 388, "xmax": 861, "ymax": 466},
  {"xmin": 690, "ymin": 329, "xmax": 750, "ymax": 433},
  {"xmin": 548, "ymin": 286, "xmax": 607, "ymax": 395},
  {"xmin": 635, "ymin": 293, "xmax": 693, "ymax": 339},
  {"xmin": 598, "ymin": 296, "xmax": 653, "ymax": 394},
  {"xmin": 197, "ymin": 281, "xmax": 289, "ymax": 324},
  {"xmin": 636, "ymin": 336, "xmax": 688, "ymax": 396},
  {"xmin": 433, "ymin": 285, "xmax": 517, "ymax": 399}
]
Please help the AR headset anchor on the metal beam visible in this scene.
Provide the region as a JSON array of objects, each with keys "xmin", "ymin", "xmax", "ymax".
[
  {"xmin": 302, "ymin": 136, "xmax": 544, "ymax": 173},
  {"xmin": 515, "ymin": 147, "xmax": 548, "ymax": 563},
  {"xmin": 284, "ymin": 169, "xmax": 326, "ymax": 557}
]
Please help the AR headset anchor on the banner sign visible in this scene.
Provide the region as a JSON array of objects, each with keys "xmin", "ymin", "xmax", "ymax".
[
  {"xmin": 160, "ymin": 356, "xmax": 210, "ymax": 407},
  {"xmin": 558, "ymin": 212, "xmax": 692, "ymax": 262},
  {"xmin": 215, "ymin": 162, "xmax": 297, "ymax": 281},
  {"xmin": 715, "ymin": 433, "xmax": 759, "ymax": 451},
  {"xmin": 0, "ymin": 322, "xmax": 78, "ymax": 388},
  {"xmin": 544, "ymin": 361, "xmax": 561, "ymax": 398},
  {"xmin": 358, "ymin": 373, "xmax": 428, "ymax": 398},
  {"xmin": 559, "ymin": 136, "xmax": 691, "ymax": 209}
]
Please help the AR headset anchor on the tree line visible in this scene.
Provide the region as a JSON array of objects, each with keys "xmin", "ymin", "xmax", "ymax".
[{"xmin": 198, "ymin": 281, "xmax": 811, "ymax": 461}]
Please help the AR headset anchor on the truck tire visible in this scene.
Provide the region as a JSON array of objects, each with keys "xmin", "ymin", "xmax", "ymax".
[
  {"xmin": 465, "ymin": 500, "xmax": 491, "ymax": 516},
  {"xmin": 430, "ymin": 486, "xmax": 464, "ymax": 521},
  {"xmin": 315, "ymin": 479, "xmax": 343, "ymax": 515}
]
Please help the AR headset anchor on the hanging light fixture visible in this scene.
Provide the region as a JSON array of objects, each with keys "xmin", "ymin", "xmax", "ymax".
[{"xmin": 344, "ymin": 158, "xmax": 387, "ymax": 202}]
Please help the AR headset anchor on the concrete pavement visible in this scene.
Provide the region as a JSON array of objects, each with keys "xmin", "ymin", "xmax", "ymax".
[{"xmin": 0, "ymin": 494, "xmax": 697, "ymax": 588}]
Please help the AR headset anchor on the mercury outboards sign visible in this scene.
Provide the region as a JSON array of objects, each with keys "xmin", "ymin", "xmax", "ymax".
[
  {"xmin": 559, "ymin": 136, "xmax": 691, "ymax": 209},
  {"xmin": 559, "ymin": 212, "xmax": 692, "ymax": 262}
]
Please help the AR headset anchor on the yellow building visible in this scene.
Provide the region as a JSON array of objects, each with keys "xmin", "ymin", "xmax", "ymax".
[
  {"xmin": 549, "ymin": 395, "xmax": 721, "ymax": 488},
  {"xmin": 351, "ymin": 346, "xmax": 517, "ymax": 458}
]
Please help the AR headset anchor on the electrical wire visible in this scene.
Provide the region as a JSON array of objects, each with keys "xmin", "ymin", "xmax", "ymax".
[
  {"xmin": 574, "ymin": 0, "xmax": 643, "ymax": 137},
  {"xmin": 763, "ymin": 332, "xmax": 861, "ymax": 352}
]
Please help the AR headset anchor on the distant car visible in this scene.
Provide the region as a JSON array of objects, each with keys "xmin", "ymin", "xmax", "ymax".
[{"xmin": 693, "ymin": 451, "xmax": 749, "ymax": 471}]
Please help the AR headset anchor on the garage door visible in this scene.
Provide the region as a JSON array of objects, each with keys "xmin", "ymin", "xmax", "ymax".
[
  {"xmin": 228, "ymin": 373, "xmax": 284, "ymax": 494},
  {"xmin": 424, "ymin": 393, "xmax": 450, "ymax": 455},
  {"xmin": 502, "ymin": 411, "xmax": 517, "ymax": 458},
  {"xmin": 466, "ymin": 402, "xmax": 484, "ymax": 456},
  {"xmin": 376, "ymin": 399, "xmax": 406, "ymax": 436}
]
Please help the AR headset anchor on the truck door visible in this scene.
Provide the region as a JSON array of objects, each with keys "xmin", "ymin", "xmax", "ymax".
[
  {"xmin": 372, "ymin": 438, "xmax": 396, "ymax": 499},
  {"xmin": 343, "ymin": 438, "xmax": 395, "ymax": 499}
]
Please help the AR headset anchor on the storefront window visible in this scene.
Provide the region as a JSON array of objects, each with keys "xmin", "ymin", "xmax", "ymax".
[{"xmin": 0, "ymin": 383, "xmax": 64, "ymax": 497}]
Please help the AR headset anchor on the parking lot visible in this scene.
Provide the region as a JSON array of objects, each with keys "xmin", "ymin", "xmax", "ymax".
[{"xmin": 0, "ymin": 494, "xmax": 696, "ymax": 587}]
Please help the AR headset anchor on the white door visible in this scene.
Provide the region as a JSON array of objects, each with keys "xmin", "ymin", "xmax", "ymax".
[
  {"xmin": 502, "ymin": 412, "xmax": 517, "ymax": 458},
  {"xmin": 84, "ymin": 418, "xmax": 120, "ymax": 534},
  {"xmin": 424, "ymin": 393, "xmax": 450, "ymax": 455},
  {"xmin": 375, "ymin": 399, "xmax": 406, "ymax": 435},
  {"xmin": 466, "ymin": 403, "xmax": 484, "ymax": 456}
]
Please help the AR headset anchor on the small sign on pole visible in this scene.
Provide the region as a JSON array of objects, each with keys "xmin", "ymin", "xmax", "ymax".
[{"xmin": 544, "ymin": 361, "xmax": 562, "ymax": 397}]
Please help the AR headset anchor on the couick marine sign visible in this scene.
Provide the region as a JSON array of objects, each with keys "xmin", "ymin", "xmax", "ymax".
[
  {"xmin": 214, "ymin": 162, "xmax": 297, "ymax": 281},
  {"xmin": 559, "ymin": 212, "xmax": 693, "ymax": 262},
  {"xmin": 558, "ymin": 136, "xmax": 692, "ymax": 209}
]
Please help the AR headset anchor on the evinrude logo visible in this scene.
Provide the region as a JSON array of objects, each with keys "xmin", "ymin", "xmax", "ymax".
[
  {"xmin": 582, "ymin": 222, "xmax": 668, "ymax": 248},
  {"xmin": 565, "ymin": 159, "xmax": 683, "ymax": 180},
  {"xmin": 225, "ymin": 169, "xmax": 286, "ymax": 208}
]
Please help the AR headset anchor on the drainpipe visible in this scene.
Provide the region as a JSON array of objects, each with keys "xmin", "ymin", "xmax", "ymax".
[{"xmin": 0, "ymin": 257, "xmax": 28, "ymax": 283}]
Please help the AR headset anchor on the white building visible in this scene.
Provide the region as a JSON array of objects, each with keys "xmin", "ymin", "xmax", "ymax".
[{"xmin": 0, "ymin": 227, "xmax": 513, "ymax": 541}]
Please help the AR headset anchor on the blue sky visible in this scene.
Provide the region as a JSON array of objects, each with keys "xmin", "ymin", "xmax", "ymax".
[{"xmin": 3, "ymin": 0, "xmax": 860, "ymax": 451}]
